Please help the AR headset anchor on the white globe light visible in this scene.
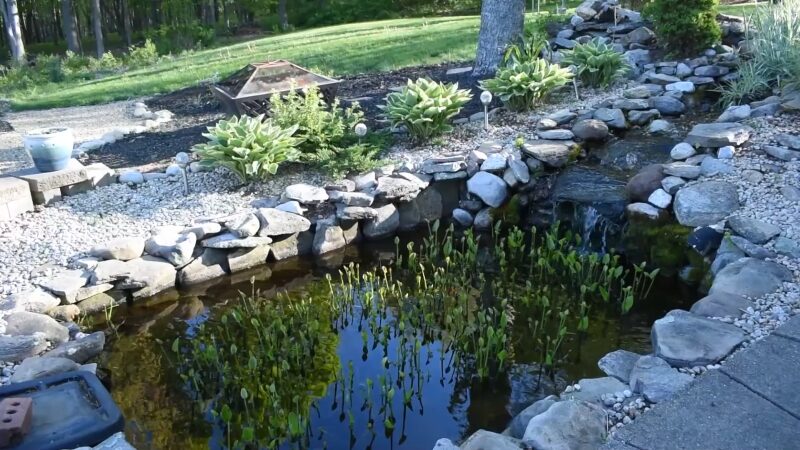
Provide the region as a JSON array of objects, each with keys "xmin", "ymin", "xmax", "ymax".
[
  {"xmin": 480, "ymin": 90, "xmax": 493, "ymax": 105},
  {"xmin": 175, "ymin": 152, "xmax": 190, "ymax": 166},
  {"xmin": 354, "ymin": 123, "xmax": 368, "ymax": 137}
]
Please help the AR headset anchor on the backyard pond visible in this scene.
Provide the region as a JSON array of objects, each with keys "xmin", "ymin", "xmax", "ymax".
[{"xmin": 95, "ymin": 222, "xmax": 699, "ymax": 450}]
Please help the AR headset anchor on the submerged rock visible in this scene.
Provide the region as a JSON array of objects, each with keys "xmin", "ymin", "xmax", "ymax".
[{"xmin": 652, "ymin": 309, "xmax": 746, "ymax": 367}]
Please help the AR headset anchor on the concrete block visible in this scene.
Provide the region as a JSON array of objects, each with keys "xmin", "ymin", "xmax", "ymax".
[
  {"xmin": 61, "ymin": 179, "xmax": 94, "ymax": 196},
  {"xmin": 31, "ymin": 188, "xmax": 62, "ymax": 205},
  {"xmin": 1, "ymin": 196, "xmax": 34, "ymax": 221},
  {"xmin": 84, "ymin": 163, "xmax": 116, "ymax": 188},
  {"xmin": 0, "ymin": 177, "xmax": 30, "ymax": 204},
  {"xmin": 13, "ymin": 159, "xmax": 88, "ymax": 192}
]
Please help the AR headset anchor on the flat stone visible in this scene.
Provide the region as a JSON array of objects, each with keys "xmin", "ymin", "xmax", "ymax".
[
  {"xmin": 537, "ymin": 129, "xmax": 575, "ymax": 140},
  {"xmin": 710, "ymin": 257, "xmax": 792, "ymax": 298},
  {"xmin": 561, "ymin": 376, "xmax": 628, "ymax": 405},
  {"xmin": 13, "ymin": 159, "xmax": 88, "ymax": 192},
  {"xmin": 627, "ymin": 109, "xmax": 661, "ymax": 125},
  {"xmin": 228, "ymin": 244, "xmax": 271, "ymax": 273},
  {"xmin": 665, "ymin": 81, "xmax": 695, "ymax": 93},
  {"xmin": 774, "ymin": 236, "xmax": 800, "ymax": 258},
  {"xmin": 257, "ymin": 208, "xmax": 311, "ymax": 236},
  {"xmin": 763, "ymin": 145, "xmax": 800, "ymax": 161},
  {"xmin": 223, "ymin": 212, "xmax": 260, "ymax": 238},
  {"xmin": 184, "ymin": 221, "xmax": 223, "ymax": 240},
  {"xmin": 660, "ymin": 176, "xmax": 685, "ymax": 195},
  {"xmin": 480, "ymin": 153, "xmax": 508, "ymax": 171},
  {"xmin": 626, "ymin": 202, "xmax": 663, "ymax": 220},
  {"xmin": 177, "ymin": 248, "xmax": 229, "ymax": 286},
  {"xmin": 507, "ymin": 395, "xmax": 559, "ymax": 439},
  {"xmin": 694, "ymin": 65, "xmax": 729, "ymax": 77},
  {"xmin": 145, "ymin": 229, "xmax": 196, "ymax": 267},
  {"xmin": 776, "ymin": 133, "xmax": 800, "ymax": 150},
  {"xmin": 270, "ymin": 231, "xmax": 314, "ymax": 260},
  {"xmin": 202, "ymin": 232, "xmax": 272, "ymax": 249},
  {"xmin": 648, "ymin": 188, "xmax": 672, "ymax": 208},
  {"xmin": 44, "ymin": 331, "xmax": 105, "ymax": 363},
  {"xmin": 0, "ymin": 335, "xmax": 48, "ymax": 363},
  {"xmin": 612, "ymin": 98, "xmax": 650, "ymax": 111},
  {"xmin": 661, "ymin": 162, "xmax": 701, "ymax": 179},
  {"xmin": 728, "ymin": 216, "xmax": 781, "ymax": 244},
  {"xmin": 673, "ymin": 180, "xmax": 739, "ymax": 227},
  {"xmin": 691, "ymin": 292, "xmax": 752, "ymax": 318},
  {"xmin": 571, "ymin": 119, "xmax": 609, "ymax": 141},
  {"xmin": 374, "ymin": 175, "xmax": 426, "ymax": 202},
  {"xmin": 76, "ymin": 292, "xmax": 125, "ymax": 316},
  {"xmin": 598, "ymin": 349, "xmax": 642, "ymax": 383},
  {"xmin": 594, "ymin": 108, "xmax": 627, "ymax": 129},
  {"xmin": 90, "ymin": 259, "xmax": 130, "ymax": 285},
  {"xmin": 700, "ymin": 157, "xmax": 734, "ymax": 176},
  {"xmin": 467, "ymin": 171, "xmax": 508, "ymax": 208},
  {"xmin": 647, "ymin": 72, "xmax": 681, "ymax": 85},
  {"xmin": 363, "ymin": 204, "xmax": 400, "ymax": 240},
  {"xmin": 37, "ymin": 270, "xmax": 90, "ymax": 303},
  {"xmin": 670, "ymin": 142, "xmax": 696, "ymax": 160},
  {"xmin": 629, "ymin": 355, "xmax": 693, "ymax": 403},
  {"xmin": 327, "ymin": 191, "xmax": 374, "ymax": 207},
  {"xmin": 313, "ymin": 222, "xmax": 347, "ymax": 255},
  {"xmin": 729, "ymin": 235, "xmax": 776, "ymax": 259},
  {"xmin": 74, "ymin": 283, "xmax": 113, "ymax": 303},
  {"xmin": 275, "ymin": 200, "xmax": 307, "ymax": 215},
  {"xmin": 118, "ymin": 256, "xmax": 177, "ymax": 299},
  {"xmin": 337, "ymin": 205, "xmax": 377, "ymax": 221},
  {"xmin": 90, "ymin": 237, "xmax": 145, "ymax": 261},
  {"xmin": 623, "ymin": 86, "xmax": 653, "ymax": 99},
  {"xmin": 717, "ymin": 104, "xmax": 751, "ymax": 122},
  {"xmin": 282, "ymin": 183, "xmax": 328, "ymax": 204},
  {"xmin": 0, "ymin": 289, "xmax": 60, "ymax": 314},
  {"xmin": 522, "ymin": 140, "xmax": 577, "ymax": 167},
  {"xmin": 5, "ymin": 311, "xmax": 69, "ymax": 345},
  {"xmin": 648, "ymin": 119, "xmax": 673, "ymax": 134},
  {"xmin": 523, "ymin": 400, "xmax": 607, "ymax": 450},
  {"xmin": 649, "ymin": 96, "xmax": 686, "ymax": 116},
  {"xmin": 461, "ymin": 430, "xmax": 521, "ymax": 450},
  {"xmin": 549, "ymin": 109, "xmax": 577, "ymax": 124},
  {"xmin": 421, "ymin": 159, "xmax": 466, "ymax": 174},
  {"xmin": 10, "ymin": 356, "xmax": 80, "ymax": 383},
  {"xmin": 652, "ymin": 309, "xmax": 746, "ymax": 367},
  {"xmin": 686, "ymin": 122, "xmax": 753, "ymax": 148}
]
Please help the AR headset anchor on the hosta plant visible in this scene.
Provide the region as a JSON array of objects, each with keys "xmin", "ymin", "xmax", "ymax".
[
  {"xmin": 562, "ymin": 39, "xmax": 630, "ymax": 88},
  {"xmin": 192, "ymin": 115, "xmax": 300, "ymax": 182},
  {"xmin": 379, "ymin": 78, "xmax": 472, "ymax": 141},
  {"xmin": 479, "ymin": 59, "xmax": 572, "ymax": 112}
]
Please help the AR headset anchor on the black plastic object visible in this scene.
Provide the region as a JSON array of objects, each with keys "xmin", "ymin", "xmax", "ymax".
[{"xmin": 0, "ymin": 371, "xmax": 123, "ymax": 450}]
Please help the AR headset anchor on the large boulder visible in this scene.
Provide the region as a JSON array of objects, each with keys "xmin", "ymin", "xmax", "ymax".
[
  {"xmin": 651, "ymin": 309, "xmax": 746, "ymax": 367},
  {"xmin": 270, "ymin": 231, "xmax": 314, "ymax": 260},
  {"xmin": 282, "ymin": 183, "xmax": 328, "ymax": 204},
  {"xmin": 467, "ymin": 172, "xmax": 508, "ymax": 208},
  {"xmin": 686, "ymin": 122, "xmax": 753, "ymax": 148},
  {"xmin": 650, "ymin": 96, "xmax": 686, "ymax": 116},
  {"xmin": 177, "ymin": 249, "xmax": 229, "ymax": 286},
  {"xmin": 89, "ymin": 237, "xmax": 145, "ymax": 261},
  {"xmin": 44, "ymin": 331, "xmax": 105, "ymax": 363},
  {"xmin": 710, "ymin": 257, "xmax": 792, "ymax": 298},
  {"xmin": 626, "ymin": 164, "xmax": 664, "ymax": 202},
  {"xmin": 522, "ymin": 141, "xmax": 578, "ymax": 167},
  {"xmin": 375, "ymin": 174, "xmax": 428, "ymax": 202},
  {"xmin": 523, "ymin": 400, "xmax": 607, "ymax": 450},
  {"xmin": 673, "ymin": 181, "xmax": 739, "ymax": 227},
  {"xmin": 507, "ymin": 396, "xmax": 559, "ymax": 439},
  {"xmin": 228, "ymin": 244, "xmax": 271, "ymax": 273},
  {"xmin": 257, "ymin": 208, "xmax": 311, "ymax": 236},
  {"xmin": 0, "ymin": 335, "xmax": 48, "ymax": 363},
  {"xmin": 118, "ymin": 256, "xmax": 177, "ymax": 298},
  {"xmin": 0, "ymin": 289, "xmax": 60, "ymax": 314},
  {"xmin": 593, "ymin": 108, "xmax": 627, "ymax": 129},
  {"xmin": 363, "ymin": 204, "xmax": 400, "ymax": 240},
  {"xmin": 398, "ymin": 186, "xmax": 443, "ymax": 230},
  {"xmin": 5, "ymin": 311, "xmax": 69, "ymax": 345},
  {"xmin": 690, "ymin": 292, "xmax": 752, "ymax": 318},
  {"xmin": 562, "ymin": 377, "xmax": 628, "ymax": 405},
  {"xmin": 628, "ymin": 355, "xmax": 693, "ymax": 403},
  {"xmin": 313, "ymin": 221, "xmax": 347, "ymax": 255},
  {"xmin": 572, "ymin": 119, "xmax": 609, "ymax": 141},
  {"xmin": 10, "ymin": 356, "xmax": 80, "ymax": 383},
  {"xmin": 598, "ymin": 349, "xmax": 642, "ymax": 383},
  {"xmin": 461, "ymin": 430, "xmax": 521, "ymax": 450},
  {"xmin": 727, "ymin": 216, "xmax": 781, "ymax": 244}
]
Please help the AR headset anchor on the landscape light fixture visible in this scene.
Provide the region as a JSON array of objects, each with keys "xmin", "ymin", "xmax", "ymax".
[
  {"xmin": 175, "ymin": 152, "xmax": 190, "ymax": 195},
  {"xmin": 480, "ymin": 90, "xmax": 493, "ymax": 130},
  {"xmin": 355, "ymin": 123, "xmax": 367, "ymax": 143}
]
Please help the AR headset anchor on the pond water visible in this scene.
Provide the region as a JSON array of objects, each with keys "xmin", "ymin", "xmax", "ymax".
[{"xmin": 97, "ymin": 225, "xmax": 699, "ymax": 450}]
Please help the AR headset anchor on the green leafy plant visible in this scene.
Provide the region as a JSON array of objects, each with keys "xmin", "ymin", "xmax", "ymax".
[
  {"xmin": 479, "ymin": 59, "xmax": 572, "ymax": 111},
  {"xmin": 126, "ymin": 39, "xmax": 160, "ymax": 67},
  {"xmin": 562, "ymin": 39, "xmax": 630, "ymax": 88},
  {"xmin": 379, "ymin": 78, "xmax": 472, "ymax": 141},
  {"xmin": 310, "ymin": 142, "xmax": 388, "ymax": 179},
  {"xmin": 644, "ymin": 0, "xmax": 721, "ymax": 56},
  {"xmin": 192, "ymin": 114, "xmax": 300, "ymax": 182},
  {"xmin": 503, "ymin": 30, "xmax": 548, "ymax": 66}
]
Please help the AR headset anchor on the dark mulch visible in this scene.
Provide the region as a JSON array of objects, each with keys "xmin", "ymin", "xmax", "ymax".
[
  {"xmin": 82, "ymin": 61, "xmax": 496, "ymax": 170},
  {"xmin": 0, "ymin": 120, "xmax": 13, "ymax": 133}
]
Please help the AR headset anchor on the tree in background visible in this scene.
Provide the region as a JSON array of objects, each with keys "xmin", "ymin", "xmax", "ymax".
[
  {"xmin": 1, "ymin": 0, "xmax": 25, "ymax": 64},
  {"xmin": 60, "ymin": 0, "xmax": 80, "ymax": 53},
  {"xmin": 90, "ymin": 0, "xmax": 104, "ymax": 57},
  {"xmin": 473, "ymin": 0, "xmax": 525, "ymax": 76}
]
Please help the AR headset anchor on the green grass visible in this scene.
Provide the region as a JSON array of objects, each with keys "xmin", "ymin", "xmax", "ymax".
[{"xmin": 718, "ymin": 1, "xmax": 761, "ymax": 16}]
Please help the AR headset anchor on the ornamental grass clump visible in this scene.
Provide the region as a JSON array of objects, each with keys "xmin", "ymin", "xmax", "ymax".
[
  {"xmin": 479, "ymin": 59, "xmax": 572, "ymax": 112},
  {"xmin": 192, "ymin": 114, "xmax": 300, "ymax": 182},
  {"xmin": 562, "ymin": 39, "xmax": 630, "ymax": 88},
  {"xmin": 379, "ymin": 78, "xmax": 472, "ymax": 141}
]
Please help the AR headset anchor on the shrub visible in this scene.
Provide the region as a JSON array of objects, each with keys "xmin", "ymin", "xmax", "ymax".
[
  {"xmin": 503, "ymin": 30, "xmax": 547, "ymax": 67},
  {"xmin": 562, "ymin": 39, "xmax": 629, "ymax": 88},
  {"xmin": 192, "ymin": 115, "xmax": 300, "ymax": 182},
  {"xmin": 644, "ymin": 0, "xmax": 721, "ymax": 56},
  {"xmin": 379, "ymin": 78, "xmax": 472, "ymax": 141},
  {"xmin": 310, "ymin": 142, "xmax": 388, "ymax": 179},
  {"xmin": 268, "ymin": 86, "xmax": 363, "ymax": 157},
  {"xmin": 479, "ymin": 59, "xmax": 572, "ymax": 112},
  {"xmin": 145, "ymin": 23, "xmax": 215, "ymax": 53},
  {"xmin": 720, "ymin": 0, "xmax": 800, "ymax": 105},
  {"xmin": 127, "ymin": 39, "xmax": 160, "ymax": 67}
]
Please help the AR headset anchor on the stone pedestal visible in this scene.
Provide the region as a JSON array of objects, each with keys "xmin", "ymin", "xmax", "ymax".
[
  {"xmin": 0, "ymin": 177, "xmax": 34, "ymax": 221},
  {"xmin": 10, "ymin": 159, "xmax": 89, "ymax": 205}
]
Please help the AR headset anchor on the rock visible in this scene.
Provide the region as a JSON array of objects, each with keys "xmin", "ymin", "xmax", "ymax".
[
  {"xmin": 665, "ymin": 81, "xmax": 695, "ymax": 93},
  {"xmin": 711, "ymin": 257, "xmax": 792, "ymax": 298},
  {"xmin": 623, "ymin": 26, "xmax": 655, "ymax": 46},
  {"xmin": 90, "ymin": 259, "xmax": 130, "ymax": 285},
  {"xmin": 145, "ymin": 229, "xmax": 196, "ymax": 267},
  {"xmin": 537, "ymin": 129, "xmax": 575, "ymax": 140},
  {"xmin": 623, "ymin": 86, "xmax": 653, "ymax": 99},
  {"xmin": 5, "ymin": 311, "xmax": 69, "ymax": 345},
  {"xmin": 118, "ymin": 171, "xmax": 144, "ymax": 184},
  {"xmin": 0, "ymin": 289, "xmax": 60, "ymax": 314},
  {"xmin": 313, "ymin": 222, "xmax": 347, "ymax": 255},
  {"xmin": 202, "ymin": 233, "xmax": 272, "ymax": 249},
  {"xmin": 750, "ymin": 102, "xmax": 781, "ymax": 118},
  {"xmin": 38, "ymin": 270, "xmax": 90, "ymax": 304},
  {"xmin": 461, "ymin": 430, "xmax": 521, "ymax": 450},
  {"xmin": 727, "ymin": 216, "xmax": 780, "ymax": 244},
  {"xmin": 717, "ymin": 104, "xmax": 751, "ymax": 122},
  {"xmin": 688, "ymin": 226, "xmax": 724, "ymax": 255},
  {"xmin": 184, "ymin": 221, "xmax": 223, "ymax": 240},
  {"xmin": 628, "ymin": 355, "xmax": 693, "ymax": 403},
  {"xmin": 549, "ymin": 109, "xmax": 577, "ymax": 125},
  {"xmin": 45, "ymin": 331, "xmax": 105, "ymax": 363},
  {"xmin": 774, "ymin": 237, "xmax": 800, "ymax": 258},
  {"xmin": 467, "ymin": 172, "xmax": 508, "ymax": 207},
  {"xmin": 228, "ymin": 244, "xmax": 271, "ymax": 273},
  {"xmin": 177, "ymin": 249, "xmax": 229, "ymax": 286},
  {"xmin": 480, "ymin": 153, "xmax": 508, "ymax": 172},
  {"xmin": 508, "ymin": 159, "xmax": 530, "ymax": 184},
  {"xmin": 327, "ymin": 191, "xmax": 374, "ymax": 207},
  {"xmin": 776, "ymin": 133, "xmax": 800, "ymax": 150},
  {"xmin": 686, "ymin": 122, "xmax": 753, "ymax": 148},
  {"xmin": 782, "ymin": 185, "xmax": 800, "ymax": 202},
  {"xmin": 676, "ymin": 62, "xmax": 693, "ymax": 78},
  {"xmin": 421, "ymin": 158, "xmax": 466, "ymax": 174},
  {"xmin": 717, "ymin": 146, "xmax": 735, "ymax": 159},
  {"xmin": 275, "ymin": 200, "xmax": 307, "ymax": 215},
  {"xmin": 562, "ymin": 377, "xmax": 628, "ymax": 404},
  {"xmin": 282, "ymin": 183, "xmax": 328, "ymax": 204},
  {"xmin": 223, "ymin": 212, "xmax": 260, "ymax": 238},
  {"xmin": 507, "ymin": 396, "xmax": 559, "ymax": 439},
  {"xmin": 118, "ymin": 256, "xmax": 177, "ymax": 298},
  {"xmin": 673, "ymin": 181, "xmax": 739, "ymax": 227},
  {"xmin": 0, "ymin": 335, "xmax": 48, "ymax": 363},
  {"xmin": 763, "ymin": 145, "xmax": 800, "ymax": 162},
  {"xmin": 572, "ymin": 119, "xmax": 609, "ymax": 141},
  {"xmin": 670, "ymin": 143, "xmax": 696, "ymax": 160},
  {"xmin": 648, "ymin": 119, "xmax": 673, "ymax": 134},
  {"xmin": 691, "ymin": 292, "xmax": 752, "ymax": 318},
  {"xmin": 375, "ymin": 175, "xmax": 426, "ymax": 202},
  {"xmin": 337, "ymin": 205, "xmax": 377, "ymax": 221},
  {"xmin": 473, "ymin": 208, "xmax": 493, "ymax": 231},
  {"xmin": 452, "ymin": 208, "xmax": 474, "ymax": 227},
  {"xmin": 626, "ymin": 164, "xmax": 664, "ymax": 202},
  {"xmin": 90, "ymin": 237, "xmax": 145, "ymax": 261},
  {"xmin": 700, "ymin": 157, "xmax": 733, "ymax": 176},
  {"xmin": 694, "ymin": 65, "xmax": 729, "ymax": 77},
  {"xmin": 661, "ymin": 176, "xmax": 686, "ymax": 195},
  {"xmin": 398, "ymin": 186, "xmax": 444, "ymax": 230},
  {"xmin": 613, "ymin": 99, "xmax": 650, "ymax": 111},
  {"xmin": 91, "ymin": 432, "xmax": 136, "ymax": 450},
  {"xmin": 598, "ymin": 350, "xmax": 641, "ymax": 383},
  {"xmin": 10, "ymin": 356, "xmax": 80, "ymax": 383},
  {"xmin": 627, "ymin": 109, "xmax": 661, "ymax": 125},
  {"xmin": 270, "ymin": 231, "xmax": 314, "ymax": 260},
  {"xmin": 523, "ymin": 400, "xmax": 607, "ymax": 450},
  {"xmin": 363, "ymin": 204, "xmax": 399, "ymax": 240},
  {"xmin": 647, "ymin": 73, "xmax": 681, "ymax": 85},
  {"xmin": 353, "ymin": 172, "xmax": 377, "ymax": 191},
  {"xmin": 662, "ymin": 162, "xmax": 701, "ymax": 179},
  {"xmin": 652, "ymin": 309, "xmax": 746, "ymax": 367},
  {"xmin": 625, "ymin": 49, "xmax": 651, "ymax": 66},
  {"xmin": 432, "ymin": 438, "xmax": 460, "ymax": 450},
  {"xmin": 626, "ymin": 202, "xmax": 663, "ymax": 220},
  {"xmin": 729, "ymin": 235, "xmax": 775, "ymax": 259},
  {"xmin": 648, "ymin": 188, "xmax": 672, "ymax": 208},
  {"xmin": 593, "ymin": 108, "xmax": 627, "ymax": 129},
  {"xmin": 575, "ymin": 1, "xmax": 599, "ymax": 20},
  {"xmin": 47, "ymin": 305, "xmax": 80, "ymax": 322},
  {"xmin": 257, "ymin": 208, "xmax": 311, "ymax": 236},
  {"xmin": 650, "ymin": 96, "xmax": 686, "ymax": 116}
]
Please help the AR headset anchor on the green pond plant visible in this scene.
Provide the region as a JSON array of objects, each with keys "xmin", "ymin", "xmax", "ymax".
[{"xmin": 171, "ymin": 222, "xmax": 658, "ymax": 448}]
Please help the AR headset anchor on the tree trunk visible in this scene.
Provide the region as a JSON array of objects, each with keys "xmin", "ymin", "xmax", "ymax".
[
  {"xmin": 121, "ymin": 0, "xmax": 132, "ymax": 47},
  {"xmin": 1, "ymin": 0, "xmax": 25, "ymax": 64},
  {"xmin": 60, "ymin": 0, "xmax": 80, "ymax": 53},
  {"xmin": 473, "ymin": 0, "xmax": 525, "ymax": 77},
  {"xmin": 277, "ymin": 0, "xmax": 288, "ymax": 31},
  {"xmin": 206, "ymin": 0, "xmax": 215, "ymax": 25},
  {"xmin": 90, "ymin": 0, "xmax": 103, "ymax": 57}
]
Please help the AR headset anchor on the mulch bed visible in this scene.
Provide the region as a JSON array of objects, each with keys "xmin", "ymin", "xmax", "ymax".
[{"xmin": 82, "ymin": 61, "xmax": 499, "ymax": 170}]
